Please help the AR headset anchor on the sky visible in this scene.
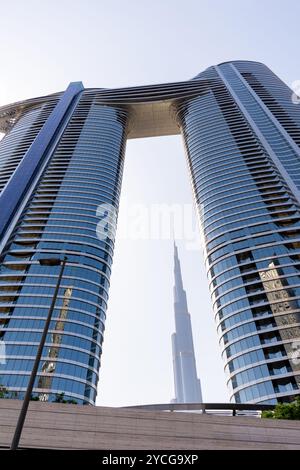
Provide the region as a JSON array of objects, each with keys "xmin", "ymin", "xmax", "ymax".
[{"xmin": 0, "ymin": 0, "xmax": 300, "ymax": 406}]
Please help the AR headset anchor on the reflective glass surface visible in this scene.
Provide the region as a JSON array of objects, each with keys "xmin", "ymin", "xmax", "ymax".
[
  {"xmin": 0, "ymin": 94, "xmax": 128, "ymax": 404},
  {"xmin": 177, "ymin": 61, "xmax": 300, "ymax": 403}
]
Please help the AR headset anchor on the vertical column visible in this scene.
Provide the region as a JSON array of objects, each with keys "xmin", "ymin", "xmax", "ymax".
[
  {"xmin": 0, "ymin": 93, "xmax": 129, "ymax": 404},
  {"xmin": 176, "ymin": 67, "xmax": 300, "ymax": 404}
]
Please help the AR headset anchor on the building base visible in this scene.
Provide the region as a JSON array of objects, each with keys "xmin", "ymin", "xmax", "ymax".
[{"xmin": 0, "ymin": 399, "xmax": 299, "ymax": 450}]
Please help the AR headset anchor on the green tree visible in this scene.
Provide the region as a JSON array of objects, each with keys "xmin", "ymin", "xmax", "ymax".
[
  {"xmin": 0, "ymin": 385, "xmax": 8, "ymax": 398},
  {"xmin": 66, "ymin": 399, "xmax": 78, "ymax": 405},
  {"xmin": 54, "ymin": 392, "xmax": 67, "ymax": 403},
  {"xmin": 54, "ymin": 392, "xmax": 77, "ymax": 405},
  {"xmin": 262, "ymin": 397, "xmax": 300, "ymax": 420},
  {"xmin": 30, "ymin": 395, "xmax": 40, "ymax": 401}
]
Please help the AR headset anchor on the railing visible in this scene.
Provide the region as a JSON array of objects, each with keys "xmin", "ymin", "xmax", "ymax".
[{"xmin": 123, "ymin": 402, "xmax": 275, "ymax": 417}]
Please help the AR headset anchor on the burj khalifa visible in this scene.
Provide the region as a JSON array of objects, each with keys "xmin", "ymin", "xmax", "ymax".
[{"xmin": 171, "ymin": 243, "xmax": 203, "ymax": 403}]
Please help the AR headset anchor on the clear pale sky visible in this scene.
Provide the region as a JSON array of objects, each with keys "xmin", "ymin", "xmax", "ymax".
[{"xmin": 0, "ymin": 0, "xmax": 300, "ymax": 406}]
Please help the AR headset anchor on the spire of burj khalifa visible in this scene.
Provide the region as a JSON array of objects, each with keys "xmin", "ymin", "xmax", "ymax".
[{"xmin": 171, "ymin": 242, "xmax": 202, "ymax": 403}]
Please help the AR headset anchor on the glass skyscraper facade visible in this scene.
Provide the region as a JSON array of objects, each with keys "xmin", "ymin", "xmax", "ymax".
[
  {"xmin": 0, "ymin": 61, "xmax": 300, "ymax": 404},
  {"xmin": 0, "ymin": 86, "xmax": 128, "ymax": 404}
]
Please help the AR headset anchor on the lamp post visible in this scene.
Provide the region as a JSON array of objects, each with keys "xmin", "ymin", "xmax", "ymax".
[{"xmin": 10, "ymin": 256, "xmax": 68, "ymax": 450}]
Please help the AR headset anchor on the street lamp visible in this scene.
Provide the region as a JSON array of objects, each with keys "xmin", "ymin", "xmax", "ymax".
[{"xmin": 10, "ymin": 256, "xmax": 68, "ymax": 450}]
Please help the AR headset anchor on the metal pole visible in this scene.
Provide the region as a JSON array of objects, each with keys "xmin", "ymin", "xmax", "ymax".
[{"xmin": 10, "ymin": 256, "xmax": 67, "ymax": 450}]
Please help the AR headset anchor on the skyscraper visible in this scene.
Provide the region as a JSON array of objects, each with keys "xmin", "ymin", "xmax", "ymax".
[
  {"xmin": 0, "ymin": 61, "xmax": 300, "ymax": 405},
  {"xmin": 172, "ymin": 243, "xmax": 202, "ymax": 403}
]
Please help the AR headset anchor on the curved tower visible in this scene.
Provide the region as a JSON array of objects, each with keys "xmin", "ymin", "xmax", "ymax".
[
  {"xmin": 177, "ymin": 61, "xmax": 300, "ymax": 404},
  {"xmin": 0, "ymin": 60, "xmax": 300, "ymax": 405},
  {"xmin": 0, "ymin": 86, "xmax": 129, "ymax": 404}
]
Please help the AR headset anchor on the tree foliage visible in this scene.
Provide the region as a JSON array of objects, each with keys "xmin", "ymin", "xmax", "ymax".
[
  {"xmin": 54, "ymin": 392, "xmax": 77, "ymax": 404},
  {"xmin": 0, "ymin": 385, "xmax": 8, "ymax": 398},
  {"xmin": 262, "ymin": 397, "xmax": 300, "ymax": 420}
]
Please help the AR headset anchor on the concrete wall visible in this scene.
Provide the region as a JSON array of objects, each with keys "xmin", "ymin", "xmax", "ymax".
[{"xmin": 0, "ymin": 399, "xmax": 300, "ymax": 450}]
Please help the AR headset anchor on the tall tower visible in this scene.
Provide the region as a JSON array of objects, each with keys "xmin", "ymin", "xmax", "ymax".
[
  {"xmin": 171, "ymin": 243, "xmax": 202, "ymax": 403},
  {"xmin": 0, "ymin": 84, "xmax": 129, "ymax": 404},
  {"xmin": 0, "ymin": 61, "xmax": 300, "ymax": 405}
]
